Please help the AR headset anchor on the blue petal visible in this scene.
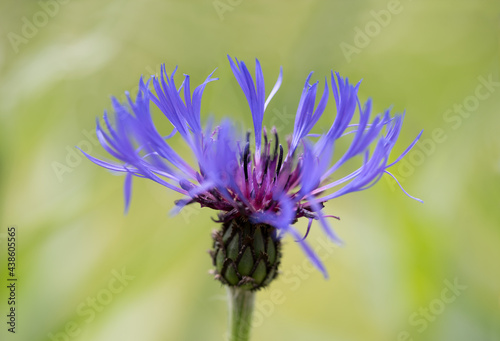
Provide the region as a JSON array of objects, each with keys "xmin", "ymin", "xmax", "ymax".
[
  {"xmin": 124, "ymin": 172, "xmax": 133, "ymax": 214},
  {"xmin": 288, "ymin": 225, "xmax": 329, "ymax": 278},
  {"xmin": 228, "ymin": 56, "xmax": 281, "ymax": 151},
  {"xmin": 264, "ymin": 66, "xmax": 283, "ymax": 110},
  {"xmin": 291, "ymin": 77, "xmax": 329, "ymax": 152}
]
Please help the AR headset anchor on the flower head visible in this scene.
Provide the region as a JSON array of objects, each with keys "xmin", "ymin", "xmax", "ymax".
[{"xmin": 82, "ymin": 56, "xmax": 422, "ymax": 279}]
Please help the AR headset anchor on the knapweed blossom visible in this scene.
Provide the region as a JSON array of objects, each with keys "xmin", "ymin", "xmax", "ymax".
[{"xmin": 82, "ymin": 56, "xmax": 422, "ymax": 289}]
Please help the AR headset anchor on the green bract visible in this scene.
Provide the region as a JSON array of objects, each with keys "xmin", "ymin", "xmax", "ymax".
[{"xmin": 211, "ymin": 217, "xmax": 281, "ymax": 290}]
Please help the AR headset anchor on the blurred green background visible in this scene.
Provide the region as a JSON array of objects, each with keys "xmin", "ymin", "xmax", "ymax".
[{"xmin": 1, "ymin": 0, "xmax": 500, "ymax": 340}]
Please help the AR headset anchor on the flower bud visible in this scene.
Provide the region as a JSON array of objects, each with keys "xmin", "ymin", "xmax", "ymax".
[{"xmin": 210, "ymin": 217, "xmax": 281, "ymax": 290}]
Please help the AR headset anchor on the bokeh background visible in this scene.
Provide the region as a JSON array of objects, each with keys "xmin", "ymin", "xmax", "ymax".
[{"xmin": 1, "ymin": 0, "xmax": 500, "ymax": 340}]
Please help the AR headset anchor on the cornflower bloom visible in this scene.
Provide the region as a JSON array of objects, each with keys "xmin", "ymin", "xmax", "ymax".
[{"xmin": 82, "ymin": 56, "xmax": 422, "ymax": 340}]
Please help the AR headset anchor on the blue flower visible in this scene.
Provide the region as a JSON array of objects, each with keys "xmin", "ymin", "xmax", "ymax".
[{"xmin": 82, "ymin": 56, "xmax": 422, "ymax": 277}]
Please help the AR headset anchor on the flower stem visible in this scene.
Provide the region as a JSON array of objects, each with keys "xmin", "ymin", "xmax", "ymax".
[{"xmin": 227, "ymin": 287, "xmax": 255, "ymax": 341}]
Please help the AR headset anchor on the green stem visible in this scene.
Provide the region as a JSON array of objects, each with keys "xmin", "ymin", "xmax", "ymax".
[{"xmin": 227, "ymin": 287, "xmax": 255, "ymax": 341}]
